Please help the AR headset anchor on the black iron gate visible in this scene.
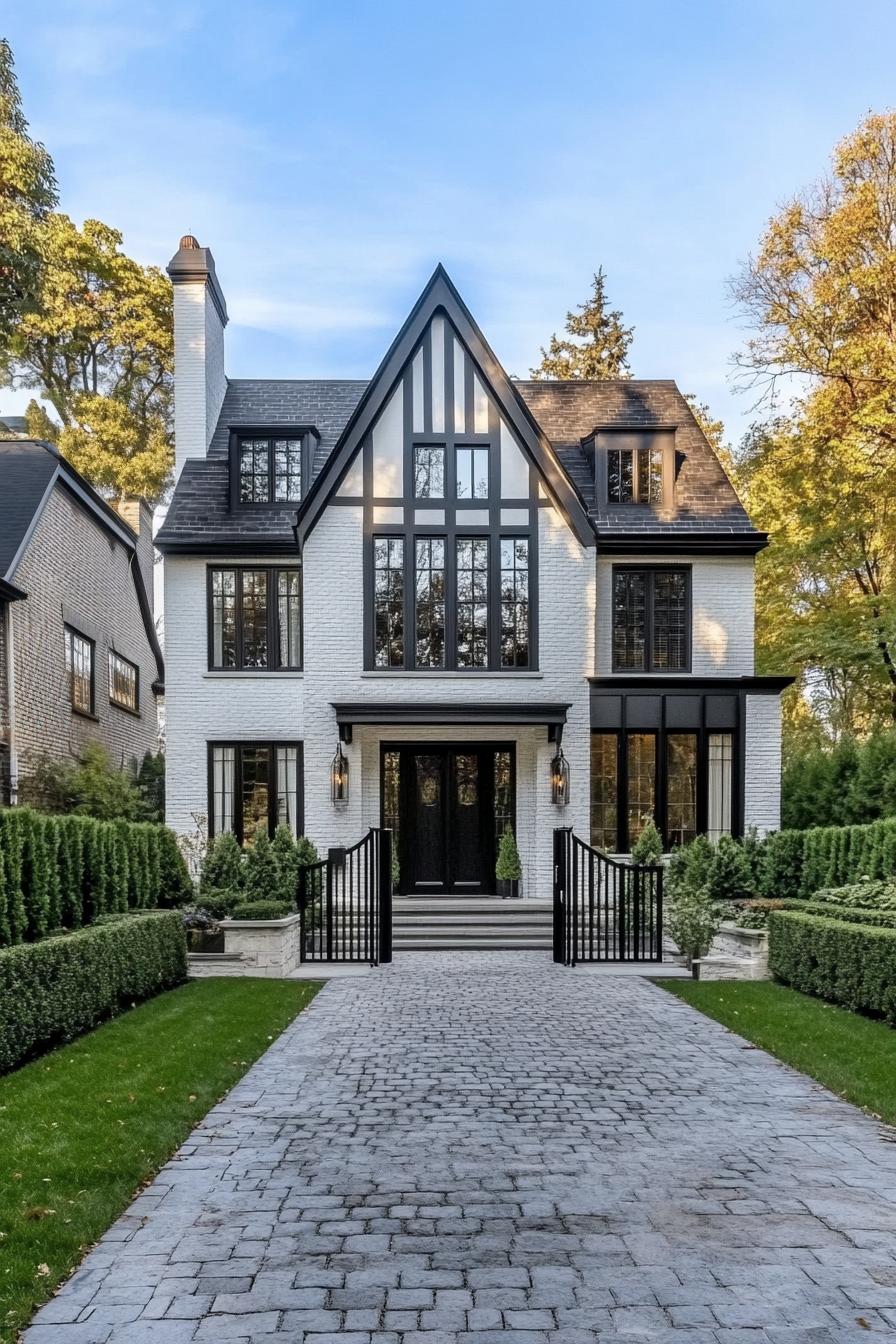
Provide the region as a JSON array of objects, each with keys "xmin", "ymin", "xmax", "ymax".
[
  {"xmin": 553, "ymin": 827, "xmax": 663, "ymax": 965},
  {"xmin": 298, "ymin": 827, "xmax": 392, "ymax": 964}
]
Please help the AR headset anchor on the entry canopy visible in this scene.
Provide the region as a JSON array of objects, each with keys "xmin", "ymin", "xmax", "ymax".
[{"xmin": 332, "ymin": 701, "xmax": 571, "ymax": 745}]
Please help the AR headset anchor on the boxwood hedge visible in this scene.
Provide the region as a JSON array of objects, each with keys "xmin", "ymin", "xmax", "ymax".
[
  {"xmin": 0, "ymin": 911, "xmax": 187, "ymax": 1074},
  {"xmin": 0, "ymin": 809, "xmax": 192, "ymax": 948},
  {"xmin": 768, "ymin": 909, "xmax": 896, "ymax": 1023}
]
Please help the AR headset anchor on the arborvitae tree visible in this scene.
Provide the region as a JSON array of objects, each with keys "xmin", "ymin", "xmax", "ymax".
[
  {"xmin": 57, "ymin": 815, "xmax": 84, "ymax": 928},
  {"xmin": 243, "ymin": 830, "xmax": 282, "ymax": 901},
  {"xmin": 530, "ymin": 268, "xmax": 633, "ymax": 380},
  {"xmin": 296, "ymin": 836, "xmax": 320, "ymax": 868},
  {"xmin": 21, "ymin": 808, "xmax": 51, "ymax": 940},
  {"xmin": 200, "ymin": 831, "xmax": 245, "ymax": 893},
  {"xmin": 705, "ymin": 835, "xmax": 755, "ymax": 905},
  {"xmin": 156, "ymin": 826, "xmax": 192, "ymax": 905},
  {"xmin": 41, "ymin": 813, "xmax": 62, "ymax": 930},
  {"xmin": 0, "ymin": 39, "xmax": 57, "ymax": 348},
  {"xmin": 135, "ymin": 751, "xmax": 165, "ymax": 822},
  {"xmin": 271, "ymin": 825, "xmax": 300, "ymax": 904},
  {"xmin": 0, "ymin": 809, "xmax": 27, "ymax": 944},
  {"xmin": 144, "ymin": 825, "xmax": 161, "ymax": 906}
]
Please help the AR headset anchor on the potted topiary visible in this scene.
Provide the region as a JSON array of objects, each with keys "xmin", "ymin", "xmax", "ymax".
[{"xmin": 496, "ymin": 827, "xmax": 523, "ymax": 899}]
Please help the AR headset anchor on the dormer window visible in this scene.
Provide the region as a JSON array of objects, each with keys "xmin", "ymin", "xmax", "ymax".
[
  {"xmin": 592, "ymin": 429, "xmax": 675, "ymax": 508},
  {"xmin": 230, "ymin": 429, "xmax": 316, "ymax": 508}
]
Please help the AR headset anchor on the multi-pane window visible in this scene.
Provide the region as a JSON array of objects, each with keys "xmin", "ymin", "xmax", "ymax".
[
  {"xmin": 210, "ymin": 743, "xmax": 301, "ymax": 843},
  {"xmin": 627, "ymin": 733, "xmax": 656, "ymax": 848},
  {"xmin": 209, "ymin": 567, "xmax": 301, "ymax": 670},
  {"xmin": 237, "ymin": 436, "xmax": 303, "ymax": 504},
  {"xmin": 456, "ymin": 537, "xmax": 489, "ymax": 667},
  {"xmin": 612, "ymin": 567, "xmax": 689, "ymax": 672},
  {"xmin": 414, "ymin": 445, "xmax": 444, "ymax": 499},
  {"xmin": 500, "ymin": 538, "xmax": 529, "ymax": 668},
  {"xmin": 414, "ymin": 538, "xmax": 445, "ymax": 668},
  {"xmin": 374, "ymin": 537, "xmax": 405, "ymax": 667},
  {"xmin": 666, "ymin": 734, "xmax": 698, "ymax": 847},
  {"xmin": 707, "ymin": 733, "xmax": 733, "ymax": 840},
  {"xmin": 607, "ymin": 446, "xmax": 663, "ymax": 504},
  {"xmin": 456, "ymin": 446, "xmax": 489, "ymax": 499},
  {"xmin": 108, "ymin": 651, "xmax": 138, "ymax": 712},
  {"xmin": 65, "ymin": 626, "xmax": 94, "ymax": 714},
  {"xmin": 590, "ymin": 734, "xmax": 618, "ymax": 852}
]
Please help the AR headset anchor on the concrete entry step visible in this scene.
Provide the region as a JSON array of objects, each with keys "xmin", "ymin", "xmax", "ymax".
[
  {"xmin": 392, "ymin": 896, "xmax": 553, "ymax": 951},
  {"xmin": 396, "ymin": 936, "xmax": 553, "ymax": 950}
]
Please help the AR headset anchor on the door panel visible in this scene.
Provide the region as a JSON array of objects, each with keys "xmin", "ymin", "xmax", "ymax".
[
  {"xmin": 450, "ymin": 752, "xmax": 482, "ymax": 889},
  {"xmin": 411, "ymin": 753, "xmax": 446, "ymax": 890},
  {"xmin": 398, "ymin": 746, "xmax": 504, "ymax": 896}
]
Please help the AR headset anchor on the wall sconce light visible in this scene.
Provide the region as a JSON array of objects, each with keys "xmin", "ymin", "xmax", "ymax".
[
  {"xmin": 550, "ymin": 746, "xmax": 570, "ymax": 806},
  {"xmin": 331, "ymin": 742, "xmax": 349, "ymax": 808}
]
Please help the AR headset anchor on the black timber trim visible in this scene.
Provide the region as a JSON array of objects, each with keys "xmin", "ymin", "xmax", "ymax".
[
  {"xmin": 596, "ymin": 533, "xmax": 769, "ymax": 555},
  {"xmin": 611, "ymin": 564, "xmax": 692, "ymax": 674},
  {"xmin": 206, "ymin": 740, "xmax": 304, "ymax": 844},
  {"xmin": 333, "ymin": 700, "xmax": 570, "ymax": 745},
  {"xmin": 294, "ymin": 265, "xmax": 596, "ymax": 550},
  {"xmin": 227, "ymin": 426, "xmax": 320, "ymax": 512},
  {"xmin": 205, "ymin": 563, "xmax": 303, "ymax": 671},
  {"xmin": 0, "ymin": 577, "xmax": 26, "ymax": 601},
  {"xmin": 589, "ymin": 675, "xmax": 794, "ymax": 693},
  {"xmin": 155, "ymin": 538, "xmax": 300, "ymax": 557}
]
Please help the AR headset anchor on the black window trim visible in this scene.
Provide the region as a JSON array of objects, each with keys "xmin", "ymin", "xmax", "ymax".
[
  {"xmin": 589, "ymin": 426, "xmax": 677, "ymax": 508},
  {"xmin": 206, "ymin": 564, "xmax": 303, "ymax": 672},
  {"xmin": 611, "ymin": 564, "xmax": 691, "ymax": 674},
  {"xmin": 228, "ymin": 426, "xmax": 320, "ymax": 510},
  {"xmin": 207, "ymin": 740, "xmax": 304, "ymax": 844},
  {"xmin": 64, "ymin": 622, "xmax": 96, "ymax": 718},
  {"xmin": 108, "ymin": 648, "xmax": 141, "ymax": 716}
]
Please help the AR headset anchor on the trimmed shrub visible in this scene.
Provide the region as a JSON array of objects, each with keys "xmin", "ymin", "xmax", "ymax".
[
  {"xmin": 496, "ymin": 827, "xmax": 523, "ymax": 881},
  {"xmin": 705, "ymin": 835, "xmax": 754, "ymax": 904},
  {"xmin": 199, "ymin": 887, "xmax": 242, "ymax": 920},
  {"xmin": 811, "ymin": 878, "xmax": 896, "ymax": 910},
  {"xmin": 155, "ymin": 826, "xmax": 193, "ymax": 905},
  {"xmin": 229, "ymin": 899, "xmax": 292, "ymax": 921},
  {"xmin": 0, "ymin": 911, "xmax": 187, "ymax": 1074},
  {"xmin": 788, "ymin": 899, "xmax": 896, "ymax": 928},
  {"xmin": 271, "ymin": 825, "xmax": 300, "ymax": 904},
  {"xmin": 243, "ymin": 831, "xmax": 282, "ymax": 901},
  {"xmin": 200, "ymin": 832, "xmax": 244, "ymax": 894},
  {"xmin": 768, "ymin": 909, "xmax": 896, "ymax": 1023},
  {"xmin": 631, "ymin": 819, "xmax": 663, "ymax": 865}
]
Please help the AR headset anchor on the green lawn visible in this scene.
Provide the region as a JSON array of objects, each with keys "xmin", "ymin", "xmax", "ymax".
[
  {"xmin": 658, "ymin": 978, "xmax": 896, "ymax": 1126},
  {"xmin": 0, "ymin": 977, "xmax": 322, "ymax": 1343}
]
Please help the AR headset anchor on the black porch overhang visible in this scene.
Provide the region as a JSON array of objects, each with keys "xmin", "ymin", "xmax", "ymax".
[{"xmin": 331, "ymin": 701, "xmax": 571, "ymax": 745}]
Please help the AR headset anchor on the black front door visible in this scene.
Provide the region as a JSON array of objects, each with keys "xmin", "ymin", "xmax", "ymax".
[{"xmin": 397, "ymin": 747, "xmax": 499, "ymax": 896}]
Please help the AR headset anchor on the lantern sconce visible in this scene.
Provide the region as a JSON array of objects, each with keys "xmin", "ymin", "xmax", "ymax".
[
  {"xmin": 550, "ymin": 745, "xmax": 570, "ymax": 806},
  {"xmin": 331, "ymin": 742, "xmax": 349, "ymax": 809}
]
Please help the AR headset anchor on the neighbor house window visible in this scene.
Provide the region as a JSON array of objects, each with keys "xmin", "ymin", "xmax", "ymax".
[
  {"xmin": 607, "ymin": 445, "xmax": 664, "ymax": 504},
  {"xmin": 612, "ymin": 567, "xmax": 689, "ymax": 672},
  {"xmin": 208, "ymin": 567, "xmax": 302, "ymax": 670},
  {"xmin": 591, "ymin": 727, "xmax": 734, "ymax": 852},
  {"xmin": 108, "ymin": 651, "xmax": 138, "ymax": 712},
  {"xmin": 210, "ymin": 742, "xmax": 301, "ymax": 843},
  {"xmin": 237, "ymin": 436, "xmax": 303, "ymax": 503},
  {"xmin": 65, "ymin": 626, "xmax": 94, "ymax": 715}
]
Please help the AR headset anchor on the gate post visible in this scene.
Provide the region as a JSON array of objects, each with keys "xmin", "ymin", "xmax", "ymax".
[
  {"xmin": 378, "ymin": 828, "xmax": 393, "ymax": 965},
  {"xmin": 552, "ymin": 827, "xmax": 567, "ymax": 964},
  {"xmin": 297, "ymin": 863, "xmax": 307, "ymax": 963}
]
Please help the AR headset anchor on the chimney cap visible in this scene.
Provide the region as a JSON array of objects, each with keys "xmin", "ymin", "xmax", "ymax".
[
  {"xmin": 167, "ymin": 236, "xmax": 228, "ymax": 325},
  {"xmin": 179, "ymin": 234, "xmax": 200, "ymax": 250}
]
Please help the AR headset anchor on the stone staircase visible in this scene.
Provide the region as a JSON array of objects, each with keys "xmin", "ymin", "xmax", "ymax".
[{"xmin": 392, "ymin": 897, "xmax": 553, "ymax": 951}]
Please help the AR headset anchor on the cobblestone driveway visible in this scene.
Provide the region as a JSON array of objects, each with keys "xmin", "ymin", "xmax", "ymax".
[{"xmin": 25, "ymin": 952, "xmax": 896, "ymax": 1343}]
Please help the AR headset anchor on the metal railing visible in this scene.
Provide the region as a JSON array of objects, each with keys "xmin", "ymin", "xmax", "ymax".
[
  {"xmin": 298, "ymin": 828, "xmax": 392, "ymax": 964},
  {"xmin": 553, "ymin": 827, "xmax": 663, "ymax": 965}
]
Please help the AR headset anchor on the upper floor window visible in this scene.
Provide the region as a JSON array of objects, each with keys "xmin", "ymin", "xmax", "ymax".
[
  {"xmin": 612, "ymin": 566, "xmax": 689, "ymax": 672},
  {"xmin": 234, "ymin": 435, "xmax": 304, "ymax": 504},
  {"xmin": 109, "ymin": 651, "xmax": 139, "ymax": 712},
  {"xmin": 208, "ymin": 566, "xmax": 302, "ymax": 671},
  {"xmin": 607, "ymin": 445, "xmax": 663, "ymax": 504},
  {"xmin": 65, "ymin": 625, "xmax": 94, "ymax": 715}
]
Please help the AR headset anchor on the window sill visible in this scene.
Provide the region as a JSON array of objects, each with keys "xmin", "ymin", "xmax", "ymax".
[
  {"xmin": 110, "ymin": 700, "xmax": 142, "ymax": 718},
  {"xmin": 202, "ymin": 670, "xmax": 304, "ymax": 680},
  {"xmin": 361, "ymin": 670, "xmax": 544, "ymax": 680},
  {"xmin": 71, "ymin": 707, "xmax": 99, "ymax": 723}
]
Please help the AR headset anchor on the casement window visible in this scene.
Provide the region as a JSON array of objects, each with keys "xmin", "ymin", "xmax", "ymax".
[
  {"xmin": 612, "ymin": 566, "xmax": 689, "ymax": 672},
  {"xmin": 65, "ymin": 626, "xmax": 94, "ymax": 715},
  {"xmin": 233, "ymin": 434, "xmax": 305, "ymax": 505},
  {"xmin": 208, "ymin": 567, "xmax": 302, "ymax": 671},
  {"xmin": 607, "ymin": 445, "xmax": 663, "ymax": 504},
  {"xmin": 108, "ymin": 651, "xmax": 139, "ymax": 712},
  {"xmin": 456, "ymin": 446, "xmax": 489, "ymax": 499},
  {"xmin": 374, "ymin": 538, "xmax": 405, "ymax": 668},
  {"xmin": 209, "ymin": 742, "xmax": 302, "ymax": 843},
  {"xmin": 590, "ymin": 728, "xmax": 734, "ymax": 852},
  {"xmin": 500, "ymin": 538, "xmax": 530, "ymax": 668},
  {"xmin": 414, "ymin": 537, "xmax": 446, "ymax": 668},
  {"xmin": 455, "ymin": 537, "xmax": 489, "ymax": 668}
]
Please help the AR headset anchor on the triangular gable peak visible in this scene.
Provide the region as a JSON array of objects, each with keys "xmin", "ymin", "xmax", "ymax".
[{"xmin": 294, "ymin": 266, "xmax": 595, "ymax": 547}]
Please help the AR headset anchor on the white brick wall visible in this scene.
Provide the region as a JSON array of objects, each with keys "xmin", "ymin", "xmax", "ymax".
[
  {"xmin": 595, "ymin": 554, "xmax": 755, "ymax": 675},
  {"xmin": 172, "ymin": 282, "xmax": 226, "ymax": 480},
  {"xmin": 744, "ymin": 693, "xmax": 782, "ymax": 835},
  {"xmin": 163, "ymin": 555, "xmax": 304, "ymax": 839}
]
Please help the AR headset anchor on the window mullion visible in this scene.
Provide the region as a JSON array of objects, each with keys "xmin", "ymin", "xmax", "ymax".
[
  {"xmin": 646, "ymin": 570, "xmax": 654, "ymax": 672},
  {"xmin": 268, "ymin": 567, "xmax": 277, "ymax": 671},
  {"xmin": 235, "ymin": 570, "xmax": 244, "ymax": 670}
]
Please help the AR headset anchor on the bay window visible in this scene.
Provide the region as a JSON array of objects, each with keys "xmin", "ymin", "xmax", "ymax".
[{"xmin": 209, "ymin": 742, "xmax": 302, "ymax": 843}]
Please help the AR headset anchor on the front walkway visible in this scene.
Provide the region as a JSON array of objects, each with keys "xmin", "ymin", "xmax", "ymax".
[{"xmin": 26, "ymin": 953, "xmax": 896, "ymax": 1342}]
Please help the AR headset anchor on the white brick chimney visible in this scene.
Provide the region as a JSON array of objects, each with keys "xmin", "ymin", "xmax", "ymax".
[{"xmin": 167, "ymin": 236, "xmax": 228, "ymax": 483}]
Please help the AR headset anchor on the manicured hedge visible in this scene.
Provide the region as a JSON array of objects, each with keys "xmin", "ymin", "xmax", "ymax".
[
  {"xmin": 0, "ymin": 911, "xmax": 188, "ymax": 1074},
  {"xmin": 768, "ymin": 910, "xmax": 896, "ymax": 1023},
  {"xmin": 788, "ymin": 899, "xmax": 896, "ymax": 929},
  {"xmin": 0, "ymin": 808, "xmax": 192, "ymax": 948},
  {"xmin": 762, "ymin": 816, "xmax": 896, "ymax": 900}
]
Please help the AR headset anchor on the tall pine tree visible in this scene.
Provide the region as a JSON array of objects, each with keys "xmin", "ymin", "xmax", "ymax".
[{"xmin": 530, "ymin": 268, "xmax": 633, "ymax": 379}]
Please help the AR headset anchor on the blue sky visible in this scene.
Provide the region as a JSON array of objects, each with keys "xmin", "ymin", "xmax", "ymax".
[{"xmin": 4, "ymin": 0, "xmax": 896, "ymax": 443}]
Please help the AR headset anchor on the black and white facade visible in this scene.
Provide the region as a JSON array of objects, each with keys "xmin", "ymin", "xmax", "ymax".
[{"xmin": 158, "ymin": 239, "xmax": 788, "ymax": 895}]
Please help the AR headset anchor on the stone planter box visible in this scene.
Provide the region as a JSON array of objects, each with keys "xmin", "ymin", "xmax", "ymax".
[
  {"xmin": 217, "ymin": 913, "xmax": 303, "ymax": 978},
  {"xmin": 693, "ymin": 922, "xmax": 771, "ymax": 982}
]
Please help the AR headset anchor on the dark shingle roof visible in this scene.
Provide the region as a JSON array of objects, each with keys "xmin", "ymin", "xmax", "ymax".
[
  {"xmin": 158, "ymin": 375, "xmax": 760, "ymax": 549},
  {"xmin": 0, "ymin": 439, "xmax": 60, "ymax": 578}
]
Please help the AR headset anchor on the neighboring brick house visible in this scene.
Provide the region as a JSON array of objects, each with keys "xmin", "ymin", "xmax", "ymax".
[
  {"xmin": 157, "ymin": 237, "xmax": 790, "ymax": 896},
  {"xmin": 0, "ymin": 439, "xmax": 164, "ymax": 803}
]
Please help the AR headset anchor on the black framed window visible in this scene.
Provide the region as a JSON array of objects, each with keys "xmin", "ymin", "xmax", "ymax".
[
  {"xmin": 209, "ymin": 742, "xmax": 302, "ymax": 844},
  {"xmin": 65, "ymin": 626, "xmax": 94, "ymax": 715},
  {"xmin": 456, "ymin": 446, "xmax": 489, "ymax": 499},
  {"xmin": 235, "ymin": 435, "xmax": 304, "ymax": 504},
  {"xmin": 109, "ymin": 651, "xmax": 139, "ymax": 712},
  {"xmin": 500, "ymin": 538, "xmax": 529, "ymax": 668},
  {"xmin": 607, "ymin": 445, "xmax": 663, "ymax": 504},
  {"xmin": 414, "ymin": 445, "xmax": 444, "ymax": 499},
  {"xmin": 612, "ymin": 567, "xmax": 689, "ymax": 672},
  {"xmin": 456, "ymin": 537, "xmax": 489, "ymax": 668},
  {"xmin": 591, "ymin": 728, "xmax": 734, "ymax": 852},
  {"xmin": 374, "ymin": 537, "xmax": 405, "ymax": 668},
  {"xmin": 414, "ymin": 537, "xmax": 446, "ymax": 668},
  {"xmin": 208, "ymin": 567, "xmax": 302, "ymax": 671}
]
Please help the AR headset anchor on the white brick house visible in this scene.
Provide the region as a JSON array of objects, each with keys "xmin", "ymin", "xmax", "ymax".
[{"xmin": 157, "ymin": 239, "xmax": 790, "ymax": 897}]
